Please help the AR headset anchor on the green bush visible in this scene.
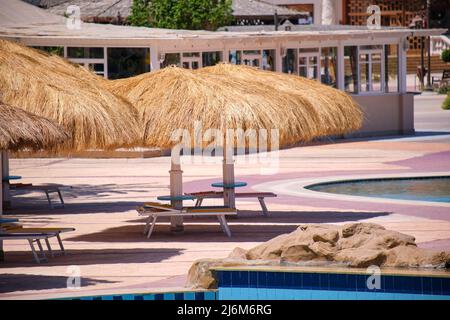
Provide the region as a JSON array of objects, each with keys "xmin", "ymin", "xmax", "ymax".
[
  {"xmin": 437, "ymin": 85, "xmax": 450, "ymax": 94},
  {"xmin": 442, "ymin": 94, "xmax": 450, "ymax": 110},
  {"xmin": 442, "ymin": 49, "xmax": 450, "ymax": 63}
]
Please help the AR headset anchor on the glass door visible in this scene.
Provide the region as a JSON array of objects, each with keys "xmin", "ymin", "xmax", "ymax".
[
  {"xmin": 181, "ymin": 52, "xmax": 202, "ymax": 70},
  {"xmin": 298, "ymin": 48, "xmax": 320, "ymax": 80},
  {"xmin": 359, "ymin": 46, "xmax": 383, "ymax": 93}
]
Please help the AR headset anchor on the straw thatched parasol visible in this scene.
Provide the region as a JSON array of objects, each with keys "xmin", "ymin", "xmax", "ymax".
[
  {"xmin": 0, "ymin": 101, "xmax": 69, "ymax": 151},
  {"xmin": 107, "ymin": 64, "xmax": 363, "ymax": 148},
  {"xmin": 106, "ymin": 65, "xmax": 363, "ymax": 230},
  {"xmin": 0, "ymin": 39, "xmax": 139, "ymax": 151},
  {"xmin": 0, "ymin": 100, "xmax": 69, "ymax": 261}
]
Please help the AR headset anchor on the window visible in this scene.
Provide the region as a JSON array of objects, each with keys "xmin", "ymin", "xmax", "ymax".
[
  {"xmin": 67, "ymin": 47, "xmax": 104, "ymax": 59},
  {"xmin": 359, "ymin": 46, "xmax": 383, "ymax": 93},
  {"xmin": 282, "ymin": 49, "xmax": 297, "ymax": 74},
  {"xmin": 321, "ymin": 47, "xmax": 337, "ymax": 87},
  {"xmin": 180, "ymin": 52, "xmax": 202, "ymax": 69},
  {"xmin": 107, "ymin": 48, "xmax": 150, "ymax": 80},
  {"xmin": 298, "ymin": 48, "xmax": 319, "ymax": 80},
  {"xmin": 202, "ymin": 51, "xmax": 222, "ymax": 67},
  {"xmin": 384, "ymin": 44, "xmax": 399, "ymax": 93},
  {"xmin": 227, "ymin": 49, "xmax": 276, "ymax": 70},
  {"xmin": 344, "ymin": 46, "xmax": 358, "ymax": 94},
  {"xmin": 33, "ymin": 46, "xmax": 64, "ymax": 57},
  {"xmin": 262, "ymin": 50, "xmax": 275, "ymax": 71},
  {"xmin": 161, "ymin": 53, "xmax": 181, "ymax": 68}
]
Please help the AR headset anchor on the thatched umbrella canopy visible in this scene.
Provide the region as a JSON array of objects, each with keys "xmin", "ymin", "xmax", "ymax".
[
  {"xmin": 0, "ymin": 39, "xmax": 139, "ymax": 151},
  {"xmin": 0, "ymin": 100, "xmax": 69, "ymax": 260},
  {"xmin": 107, "ymin": 64, "xmax": 363, "ymax": 148},
  {"xmin": 0, "ymin": 100, "xmax": 69, "ymax": 151},
  {"xmin": 106, "ymin": 65, "xmax": 363, "ymax": 231},
  {"xmin": 196, "ymin": 63, "xmax": 363, "ymax": 141}
]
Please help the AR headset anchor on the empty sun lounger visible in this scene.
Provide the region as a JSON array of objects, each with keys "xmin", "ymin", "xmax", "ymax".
[
  {"xmin": 10, "ymin": 183, "xmax": 67, "ymax": 209},
  {"xmin": 185, "ymin": 191, "xmax": 277, "ymax": 216},
  {"xmin": 137, "ymin": 202, "xmax": 237, "ymax": 238},
  {"xmin": 1, "ymin": 224, "xmax": 75, "ymax": 263},
  {"xmin": 0, "ymin": 233, "xmax": 54, "ymax": 263}
]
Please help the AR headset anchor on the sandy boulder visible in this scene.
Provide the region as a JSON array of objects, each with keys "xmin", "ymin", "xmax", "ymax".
[{"xmin": 186, "ymin": 223, "xmax": 450, "ymax": 289}]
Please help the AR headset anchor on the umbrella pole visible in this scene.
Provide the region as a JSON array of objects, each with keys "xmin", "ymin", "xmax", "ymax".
[
  {"xmin": 169, "ymin": 160, "xmax": 184, "ymax": 233},
  {"xmin": 222, "ymin": 134, "xmax": 236, "ymax": 209},
  {"xmin": 1, "ymin": 150, "xmax": 9, "ymax": 210},
  {"xmin": 0, "ymin": 151, "xmax": 3, "ymax": 261}
]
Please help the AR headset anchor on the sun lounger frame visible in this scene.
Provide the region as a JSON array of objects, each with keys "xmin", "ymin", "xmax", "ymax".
[
  {"xmin": 1, "ymin": 227, "xmax": 74, "ymax": 263},
  {"xmin": 137, "ymin": 204, "xmax": 237, "ymax": 238},
  {"xmin": 186, "ymin": 191, "xmax": 277, "ymax": 216},
  {"xmin": 10, "ymin": 184, "xmax": 65, "ymax": 209}
]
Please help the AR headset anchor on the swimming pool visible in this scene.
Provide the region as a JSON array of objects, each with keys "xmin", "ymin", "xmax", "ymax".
[{"xmin": 306, "ymin": 176, "xmax": 450, "ymax": 203}]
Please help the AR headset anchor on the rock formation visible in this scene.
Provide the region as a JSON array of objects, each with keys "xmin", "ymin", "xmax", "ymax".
[{"xmin": 186, "ymin": 223, "xmax": 450, "ymax": 289}]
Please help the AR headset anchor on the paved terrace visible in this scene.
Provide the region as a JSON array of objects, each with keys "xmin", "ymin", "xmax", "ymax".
[{"xmin": 1, "ymin": 94, "xmax": 450, "ymax": 299}]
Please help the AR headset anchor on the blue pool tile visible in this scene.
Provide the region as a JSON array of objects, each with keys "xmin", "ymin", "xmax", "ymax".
[
  {"xmin": 164, "ymin": 293, "xmax": 175, "ymax": 300},
  {"xmin": 302, "ymin": 273, "xmax": 315, "ymax": 290},
  {"xmin": 134, "ymin": 295, "xmax": 144, "ymax": 301},
  {"xmin": 422, "ymin": 277, "xmax": 433, "ymax": 295},
  {"xmin": 249, "ymin": 271, "xmax": 257, "ymax": 288},
  {"xmin": 102, "ymin": 296, "xmax": 114, "ymax": 301},
  {"xmin": 173, "ymin": 293, "xmax": 184, "ymax": 300},
  {"xmin": 183, "ymin": 292, "xmax": 195, "ymax": 300},
  {"xmin": 431, "ymin": 277, "xmax": 443, "ymax": 295},
  {"xmin": 122, "ymin": 294, "xmax": 134, "ymax": 300},
  {"xmin": 442, "ymin": 278, "xmax": 450, "ymax": 295},
  {"xmin": 154, "ymin": 294, "xmax": 164, "ymax": 300},
  {"xmin": 238, "ymin": 271, "xmax": 249, "ymax": 287},
  {"xmin": 204, "ymin": 291, "xmax": 216, "ymax": 300},
  {"xmin": 330, "ymin": 273, "xmax": 347, "ymax": 291},
  {"xmin": 383, "ymin": 275, "xmax": 395, "ymax": 292},
  {"xmin": 266, "ymin": 272, "xmax": 277, "ymax": 288},
  {"xmin": 221, "ymin": 271, "xmax": 232, "ymax": 287},
  {"xmin": 195, "ymin": 292, "xmax": 205, "ymax": 300},
  {"xmin": 292, "ymin": 273, "xmax": 302, "ymax": 289},
  {"xmin": 257, "ymin": 271, "xmax": 267, "ymax": 288},
  {"xmin": 318, "ymin": 273, "xmax": 329, "ymax": 290},
  {"xmin": 143, "ymin": 294, "xmax": 155, "ymax": 300},
  {"xmin": 274, "ymin": 272, "xmax": 285, "ymax": 288},
  {"xmin": 284, "ymin": 272, "xmax": 293, "ymax": 289},
  {"xmin": 112, "ymin": 296, "xmax": 123, "ymax": 301}
]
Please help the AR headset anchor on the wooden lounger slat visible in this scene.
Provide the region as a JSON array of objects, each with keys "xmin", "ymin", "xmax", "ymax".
[
  {"xmin": 137, "ymin": 203, "xmax": 236, "ymax": 238},
  {"xmin": 185, "ymin": 191, "xmax": 277, "ymax": 216}
]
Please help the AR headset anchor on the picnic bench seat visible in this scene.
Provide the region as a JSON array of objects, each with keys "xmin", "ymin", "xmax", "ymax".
[
  {"xmin": 10, "ymin": 183, "xmax": 66, "ymax": 208},
  {"xmin": 432, "ymin": 69, "xmax": 450, "ymax": 87},
  {"xmin": 185, "ymin": 191, "xmax": 277, "ymax": 216},
  {"xmin": 1, "ymin": 223, "xmax": 75, "ymax": 263},
  {"xmin": 137, "ymin": 202, "xmax": 237, "ymax": 238}
]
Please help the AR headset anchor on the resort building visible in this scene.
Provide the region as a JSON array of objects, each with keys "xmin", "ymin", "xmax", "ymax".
[
  {"xmin": 24, "ymin": 0, "xmax": 308, "ymax": 26},
  {"xmin": 0, "ymin": 0, "xmax": 446, "ymax": 137}
]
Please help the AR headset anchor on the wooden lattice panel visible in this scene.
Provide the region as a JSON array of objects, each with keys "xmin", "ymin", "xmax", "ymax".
[{"xmin": 346, "ymin": 0, "xmax": 426, "ymax": 51}]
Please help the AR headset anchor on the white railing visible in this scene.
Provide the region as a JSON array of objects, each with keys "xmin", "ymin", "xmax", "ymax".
[{"xmin": 431, "ymin": 35, "xmax": 450, "ymax": 56}]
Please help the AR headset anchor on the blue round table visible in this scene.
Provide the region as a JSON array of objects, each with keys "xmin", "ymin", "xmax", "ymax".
[
  {"xmin": 0, "ymin": 218, "xmax": 19, "ymax": 224},
  {"xmin": 2, "ymin": 175, "xmax": 22, "ymax": 182},
  {"xmin": 211, "ymin": 182, "xmax": 247, "ymax": 188},
  {"xmin": 157, "ymin": 195, "xmax": 196, "ymax": 201}
]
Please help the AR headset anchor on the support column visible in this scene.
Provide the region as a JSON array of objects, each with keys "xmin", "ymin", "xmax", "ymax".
[
  {"xmin": 222, "ymin": 49, "xmax": 229, "ymax": 63},
  {"xmin": 0, "ymin": 151, "xmax": 3, "ymax": 262},
  {"xmin": 276, "ymin": 43, "xmax": 283, "ymax": 73},
  {"xmin": 169, "ymin": 161, "xmax": 184, "ymax": 232},
  {"xmin": 1, "ymin": 151, "xmax": 10, "ymax": 210},
  {"xmin": 222, "ymin": 160, "xmax": 236, "ymax": 209},
  {"xmin": 398, "ymin": 38, "xmax": 408, "ymax": 94},
  {"xmin": 150, "ymin": 46, "xmax": 160, "ymax": 71},
  {"xmin": 337, "ymin": 44, "xmax": 345, "ymax": 90}
]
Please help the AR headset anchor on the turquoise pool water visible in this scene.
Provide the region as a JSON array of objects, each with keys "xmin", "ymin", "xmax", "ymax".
[{"xmin": 307, "ymin": 176, "xmax": 450, "ymax": 203}]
